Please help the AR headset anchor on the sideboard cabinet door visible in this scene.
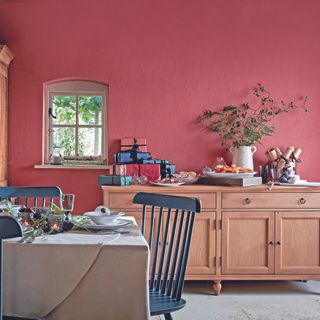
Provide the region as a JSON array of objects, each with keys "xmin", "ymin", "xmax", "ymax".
[
  {"xmin": 222, "ymin": 211, "xmax": 275, "ymax": 275},
  {"xmin": 186, "ymin": 211, "xmax": 216, "ymax": 275},
  {"xmin": 276, "ymin": 211, "xmax": 320, "ymax": 275},
  {"xmin": 129, "ymin": 210, "xmax": 216, "ymax": 276}
]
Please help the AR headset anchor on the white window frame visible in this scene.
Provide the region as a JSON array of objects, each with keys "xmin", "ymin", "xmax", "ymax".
[{"xmin": 43, "ymin": 80, "xmax": 108, "ymax": 165}]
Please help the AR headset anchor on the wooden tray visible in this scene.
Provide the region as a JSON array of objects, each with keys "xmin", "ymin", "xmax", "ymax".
[{"xmin": 198, "ymin": 175, "xmax": 262, "ymax": 187}]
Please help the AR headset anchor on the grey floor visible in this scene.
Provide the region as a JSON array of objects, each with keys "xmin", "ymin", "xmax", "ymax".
[{"xmin": 152, "ymin": 280, "xmax": 320, "ymax": 320}]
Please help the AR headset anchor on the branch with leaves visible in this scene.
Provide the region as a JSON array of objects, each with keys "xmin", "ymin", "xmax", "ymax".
[{"xmin": 196, "ymin": 84, "xmax": 310, "ymax": 149}]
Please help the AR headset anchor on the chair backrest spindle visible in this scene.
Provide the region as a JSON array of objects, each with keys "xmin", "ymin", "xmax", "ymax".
[
  {"xmin": 133, "ymin": 192, "xmax": 201, "ymax": 302},
  {"xmin": 150, "ymin": 206, "xmax": 163, "ymax": 289}
]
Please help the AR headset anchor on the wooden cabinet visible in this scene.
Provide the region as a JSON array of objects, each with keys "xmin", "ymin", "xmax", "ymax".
[
  {"xmin": 103, "ymin": 185, "xmax": 217, "ymax": 279},
  {"xmin": 187, "ymin": 211, "xmax": 216, "ymax": 276},
  {"xmin": 222, "ymin": 211, "xmax": 275, "ymax": 275},
  {"xmin": 102, "ymin": 185, "xmax": 320, "ymax": 295},
  {"xmin": 276, "ymin": 211, "xmax": 320, "ymax": 275},
  {"xmin": 0, "ymin": 46, "xmax": 13, "ymax": 186}
]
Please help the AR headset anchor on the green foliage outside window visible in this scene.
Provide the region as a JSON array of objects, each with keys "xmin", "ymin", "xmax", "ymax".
[{"xmin": 52, "ymin": 95, "xmax": 103, "ymax": 158}]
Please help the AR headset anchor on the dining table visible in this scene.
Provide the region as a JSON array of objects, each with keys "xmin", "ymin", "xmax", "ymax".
[{"xmin": 3, "ymin": 217, "xmax": 150, "ymax": 320}]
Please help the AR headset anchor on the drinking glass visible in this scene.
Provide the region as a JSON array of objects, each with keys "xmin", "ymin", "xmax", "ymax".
[
  {"xmin": 60, "ymin": 194, "xmax": 75, "ymax": 220},
  {"xmin": 270, "ymin": 168, "xmax": 282, "ymax": 182}
]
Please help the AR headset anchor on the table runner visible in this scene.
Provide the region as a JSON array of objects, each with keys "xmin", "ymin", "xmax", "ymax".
[{"xmin": 3, "ymin": 221, "xmax": 150, "ymax": 320}]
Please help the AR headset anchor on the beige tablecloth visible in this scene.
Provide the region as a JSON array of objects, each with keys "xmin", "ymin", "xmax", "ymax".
[{"xmin": 3, "ymin": 220, "xmax": 150, "ymax": 320}]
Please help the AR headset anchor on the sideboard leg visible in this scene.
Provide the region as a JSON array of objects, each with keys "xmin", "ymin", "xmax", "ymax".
[{"xmin": 213, "ymin": 281, "xmax": 222, "ymax": 295}]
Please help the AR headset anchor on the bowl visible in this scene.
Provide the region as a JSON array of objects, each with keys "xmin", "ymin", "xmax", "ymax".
[
  {"xmin": 180, "ymin": 176, "xmax": 199, "ymax": 184},
  {"xmin": 84, "ymin": 211, "xmax": 125, "ymax": 225}
]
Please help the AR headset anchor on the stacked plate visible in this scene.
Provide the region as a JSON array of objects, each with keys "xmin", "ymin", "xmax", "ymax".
[{"xmin": 76, "ymin": 207, "xmax": 132, "ymax": 230}]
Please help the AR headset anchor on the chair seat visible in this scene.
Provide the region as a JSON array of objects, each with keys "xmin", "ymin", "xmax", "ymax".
[{"xmin": 149, "ymin": 290, "xmax": 186, "ymax": 316}]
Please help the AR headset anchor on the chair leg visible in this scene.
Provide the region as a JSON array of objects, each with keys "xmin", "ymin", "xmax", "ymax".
[{"xmin": 164, "ymin": 313, "xmax": 173, "ymax": 320}]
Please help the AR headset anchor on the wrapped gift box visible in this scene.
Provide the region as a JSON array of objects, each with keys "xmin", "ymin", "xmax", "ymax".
[
  {"xmin": 123, "ymin": 164, "xmax": 140, "ymax": 176},
  {"xmin": 113, "ymin": 164, "xmax": 160, "ymax": 181},
  {"xmin": 113, "ymin": 164, "xmax": 127, "ymax": 175},
  {"xmin": 113, "ymin": 164, "xmax": 139, "ymax": 176},
  {"xmin": 141, "ymin": 159, "xmax": 162, "ymax": 164},
  {"xmin": 160, "ymin": 164, "xmax": 176, "ymax": 178},
  {"xmin": 98, "ymin": 175, "xmax": 132, "ymax": 186},
  {"xmin": 140, "ymin": 164, "xmax": 161, "ymax": 182},
  {"xmin": 120, "ymin": 137, "xmax": 147, "ymax": 152},
  {"xmin": 115, "ymin": 151, "xmax": 151, "ymax": 164}
]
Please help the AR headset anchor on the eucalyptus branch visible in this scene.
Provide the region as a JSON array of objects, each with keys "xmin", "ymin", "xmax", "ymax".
[{"xmin": 196, "ymin": 84, "xmax": 310, "ymax": 148}]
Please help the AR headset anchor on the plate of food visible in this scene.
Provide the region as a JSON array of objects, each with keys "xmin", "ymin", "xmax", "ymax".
[
  {"xmin": 150, "ymin": 177, "xmax": 185, "ymax": 187},
  {"xmin": 203, "ymin": 164, "xmax": 256, "ymax": 178}
]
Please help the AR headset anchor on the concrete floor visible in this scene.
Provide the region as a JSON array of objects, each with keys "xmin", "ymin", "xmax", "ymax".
[{"xmin": 152, "ymin": 280, "xmax": 320, "ymax": 320}]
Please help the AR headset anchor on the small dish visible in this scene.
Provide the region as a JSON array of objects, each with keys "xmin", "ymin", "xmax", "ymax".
[
  {"xmin": 179, "ymin": 176, "xmax": 199, "ymax": 184},
  {"xmin": 74, "ymin": 219, "xmax": 132, "ymax": 230},
  {"xmin": 84, "ymin": 211, "xmax": 125, "ymax": 225}
]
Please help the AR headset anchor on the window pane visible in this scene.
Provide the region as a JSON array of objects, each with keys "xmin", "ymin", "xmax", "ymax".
[
  {"xmin": 52, "ymin": 96, "xmax": 76, "ymax": 124},
  {"xmin": 78, "ymin": 128, "xmax": 102, "ymax": 157},
  {"xmin": 52, "ymin": 127, "xmax": 76, "ymax": 157},
  {"xmin": 78, "ymin": 96, "xmax": 103, "ymax": 125}
]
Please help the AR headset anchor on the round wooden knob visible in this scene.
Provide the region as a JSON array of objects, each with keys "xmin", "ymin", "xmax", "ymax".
[
  {"xmin": 276, "ymin": 241, "xmax": 281, "ymax": 245},
  {"xmin": 268, "ymin": 241, "xmax": 274, "ymax": 245},
  {"xmin": 299, "ymin": 198, "xmax": 306, "ymax": 205},
  {"xmin": 244, "ymin": 198, "xmax": 251, "ymax": 204}
]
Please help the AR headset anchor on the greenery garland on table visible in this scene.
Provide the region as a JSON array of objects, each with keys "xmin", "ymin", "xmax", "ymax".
[
  {"xmin": 196, "ymin": 84, "xmax": 310, "ymax": 149},
  {"xmin": 0, "ymin": 201, "xmax": 75, "ymax": 241}
]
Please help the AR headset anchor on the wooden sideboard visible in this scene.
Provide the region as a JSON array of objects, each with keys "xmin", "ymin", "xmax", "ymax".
[
  {"xmin": 0, "ymin": 46, "xmax": 13, "ymax": 186},
  {"xmin": 102, "ymin": 184, "xmax": 320, "ymax": 295}
]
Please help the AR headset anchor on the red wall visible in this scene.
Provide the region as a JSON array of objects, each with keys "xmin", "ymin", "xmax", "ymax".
[{"xmin": 1, "ymin": 0, "xmax": 320, "ymax": 213}]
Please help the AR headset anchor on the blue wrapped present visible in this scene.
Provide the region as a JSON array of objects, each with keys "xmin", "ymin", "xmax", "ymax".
[
  {"xmin": 98, "ymin": 175, "xmax": 132, "ymax": 186},
  {"xmin": 141, "ymin": 159, "xmax": 162, "ymax": 164},
  {"xmin": 115, "ymin": 150, "xmax": 151, "ymax": 164},
  {"xmin": 160, "ymin": 164, "xmax": 176, "ymax": 178}
]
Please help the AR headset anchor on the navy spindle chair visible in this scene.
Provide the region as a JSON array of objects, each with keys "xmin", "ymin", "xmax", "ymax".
[
  {"xmin": 133, "ymin": 192, "xmax": 201, "ymax": 320},
  {"xmin": 0, "ymin": 186, "xmax": 62, "ymax": 320},
  {"xmin": 0, "ymin": 186, "xmax": 62, "ymax": 208}
]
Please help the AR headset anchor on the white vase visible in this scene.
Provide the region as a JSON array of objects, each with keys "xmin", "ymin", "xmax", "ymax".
[{"xmin": 229, "ymin": 146, "xmax": 257, "ymax": 170}]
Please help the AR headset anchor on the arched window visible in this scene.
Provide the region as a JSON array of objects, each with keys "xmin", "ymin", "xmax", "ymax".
[{"xmin": 43, "ymin": 80, "xmax": 108, "ymax": 165}]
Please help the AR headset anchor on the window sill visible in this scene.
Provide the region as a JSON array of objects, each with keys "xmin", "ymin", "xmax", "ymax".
[{"xmin": 34, "ymin": 164, "xmax": 112, "ymax": 170}]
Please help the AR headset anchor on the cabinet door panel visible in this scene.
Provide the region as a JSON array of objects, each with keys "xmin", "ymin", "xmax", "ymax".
[
  {"xmin": 186, "ymin": 212, "xmax": 216, "ymax": 275},
  {"xmin": 222, "ymin": 211, "xmax": 275, "ymax": 275},
  {"xmin": 127, "ymin": 210, "xmax": 216, "ymax": 276},
  {"xmin": 276, "ymin": 212, "xmax": 320, "ymax": 274}
]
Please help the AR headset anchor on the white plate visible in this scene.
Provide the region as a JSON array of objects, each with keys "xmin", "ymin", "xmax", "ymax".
[
  {"xmin": 150, "ymin": 182, "xmax": 185, "ymax": 187},
  {"xmin": 84, "ymin": 211, "xmax": 125, "ymax": 225},
  {"xmin": 74, "ymin": 219, "xmax": 133, "ymax": 230},
  {"xmin": 204, "ymin": 171, "xmax": 257, "ymax": 178}
]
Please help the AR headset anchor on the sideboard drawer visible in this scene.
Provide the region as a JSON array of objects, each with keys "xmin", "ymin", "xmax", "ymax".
[
  {"xmin": 108, "ymin": 192, "xmax": 216, "ymax": 210},
  {"xmin": 222, "ymin": 192, "xmax": 320, "ymax": 209}
]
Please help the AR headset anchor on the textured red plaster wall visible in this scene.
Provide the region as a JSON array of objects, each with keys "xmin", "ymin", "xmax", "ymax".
[{"xmin": 0, "ymin": 0, "xmax": 319, "ymax": 213}]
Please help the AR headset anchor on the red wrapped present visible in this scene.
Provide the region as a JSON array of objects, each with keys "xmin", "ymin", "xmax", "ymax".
[
  {"xmin": 113, "ymin": 164, "xmax": 127, "ymax": 176},
  {"xmin": 123, "ymin": 164, "xmax": 140, "ymax": 177},
  {"xmin": 120, "ymin": 137, "xmax": 147, "ymax": 152},
  {"xmin": 112, "ymin": 163, "xmax": 160, "ymax": 182},
  {"xmin": 139, "ymin": 164, "xmax": 160, "ymax": 182}
]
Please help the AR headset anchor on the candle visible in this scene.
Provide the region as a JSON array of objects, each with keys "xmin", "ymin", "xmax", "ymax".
[{"xmin": 51, "ymin": 223, "xmax": 59, "ymax": 230}]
